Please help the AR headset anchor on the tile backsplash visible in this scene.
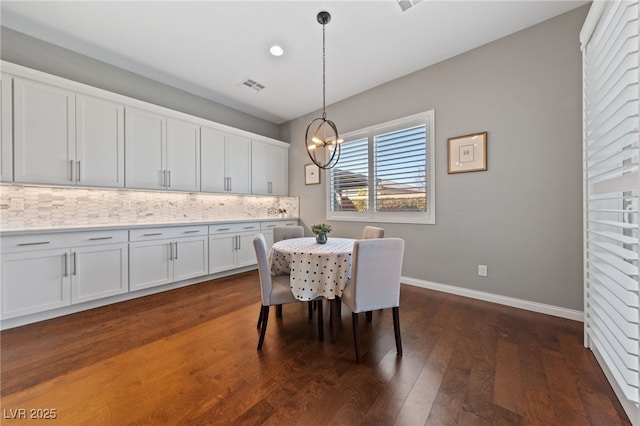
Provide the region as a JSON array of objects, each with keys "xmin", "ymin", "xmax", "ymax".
[{"xmin": 0, "ymin": 185, "xmax": 299, "ymax": 231}]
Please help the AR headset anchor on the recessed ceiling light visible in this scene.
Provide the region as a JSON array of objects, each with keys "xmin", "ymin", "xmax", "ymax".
[{"xmin": 269, "ymin": 45, "xmax": 284, "ymax": 57}]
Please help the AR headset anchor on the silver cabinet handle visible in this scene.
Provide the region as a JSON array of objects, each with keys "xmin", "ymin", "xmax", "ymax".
[
  {"xmin": 243, "ymin": 226, "xmax": 256, "ymax": 230},
  {"xmin": 216, "ymin": 228, "xmax": 231, "ymax": 232},
  {"xmin": 237, "ymin": 235, "xmax": 241, "ymax": 250},
  {"xmin": 174, "ymin": 241, "xmax": 178, "ymax": 259},
  {"xmin": 69, "ymin": 160, "xmax": 74, "ymax": 181},
  {"xmin": 169, "ymin": 241, "xmax": 173, "ymax": 260},
  {"xmin": 143, "ymin": 233, "xmax": 162, "ymax": 237},
  {"xmin": 228, "ymin": 177, "xmax": 231, "ymax": 191},
  {"xmin": 72, "ymin": 252, "xmax": 77, "ymax": 276},
  {"xmin": 17, "ymin": 241, "xmax": 50, "ymax": 246},
  {"xmin": 183, "ymin": 230, "xmax": 199, "ymax": 234},
  {"xmin": 167, "ymin": 170, "xmax": 171, "ymax": 187},
  {"xmin": 77, "ymin": 160, "xmax": 81, "ymax": 182},
  {"xmin": 63, "ymin": 252, "xmax": 68, "ymax": 277},
  {"xmin": 88, "ymin": 236, "xmax": 113, "ymax": 241},
  {"xmin": 266, "ymin": 224, "xmax": 276, "ymax": 228}
]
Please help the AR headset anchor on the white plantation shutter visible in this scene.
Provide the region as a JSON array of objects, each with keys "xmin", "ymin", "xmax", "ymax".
[
  {"xmin": 374, "ymin": 125, "xmax": 427, "ymax": 212},
  {"xmin": 582, "ymin": 0, "xmax": 640, "ymax": 423},
  {"xmin": 330, "ymin": 138, "xmax": 368, "ymax": 212}
]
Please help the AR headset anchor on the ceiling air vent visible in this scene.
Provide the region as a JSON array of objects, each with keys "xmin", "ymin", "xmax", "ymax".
[
  {"xmin": 239, "ymin": 78, "xmax": 266, "ymax": 93},
  {"xmin": 397, "ymin": 0, "xmax": 422, "ymax": 12}
]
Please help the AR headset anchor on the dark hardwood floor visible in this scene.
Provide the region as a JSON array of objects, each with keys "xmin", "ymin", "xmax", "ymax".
[{"xmin": 0, "ymin": 271, "xmax": 631, "ymax": 425}]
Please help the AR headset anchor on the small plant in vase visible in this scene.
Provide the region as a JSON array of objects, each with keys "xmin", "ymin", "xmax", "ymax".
[
  {"xmin": 311, "ymin": 223, "xmax": 332, "ymax": 244},
  {"xmin": 277, "ymin": 208, "xmax": 288, "ymax": 218}
]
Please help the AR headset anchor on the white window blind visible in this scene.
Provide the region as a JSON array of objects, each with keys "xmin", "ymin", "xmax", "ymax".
[
  {"xmin": 374, "ymin": 126, "xmax": 427, "ymax": 212},
  {"xmin": 330, "ymin": 138, "xmax": 368, "ymax": 212},
  {"xmin": 582, "ymin": 0, "xmax": 639, "ymax": 421},
  {"xmin": 327, "ymin": 111, "xmax": 435, "ymax": 224}
]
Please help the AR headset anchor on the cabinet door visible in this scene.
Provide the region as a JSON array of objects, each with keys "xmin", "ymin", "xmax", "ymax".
[
  {"xmin": 227, "ymin": 134, "xmax": 251, "ymax": 194},
  {"xmin": 236, "ymin": 232, "xmax": 257, "ymax": 268},
  {"xmin": 1, "ymin": 249, "xmax": 71, "ymax": 319},
  {"xmin": 76, "ymin": 95, "xmax": 125, "ymax": 187},
  {"xmin": 1, "ymin": 74, "xmax": 13, "ymax": 182},
  {"xmin": 269, "ymin": 145, "xmax": 288, "ymax": 195},
  {"xmin": 251, "ymin": 141, "xmax": 270, "ymax": 195},
  {"xmin": 201, "ymin": 127, "xmax": 227, "ymax": 192},
  {"xmin": 173, "ymin": 236, "xmax": 208, "ymax": 282},
  {"xmin": 71, "ymin": 243, "xmax": 128, "ymax": 304},
  {"xmin": 129, "ymin": 240, "xmax": 173, "ymax": 290},
  {"xmin": 125, "ymin": 107, "xmax": 165, "ymax": 189},
  {"xmin": 13, "ymin": 78, "xmax": 75, "ymax": 185},
  {"xmin": 166, "ymin": 118, "xmax": 200, "ymax": 191},
  {"xmin": 209, "ymin": 234, "xmax": 236, "ymax": 274}
]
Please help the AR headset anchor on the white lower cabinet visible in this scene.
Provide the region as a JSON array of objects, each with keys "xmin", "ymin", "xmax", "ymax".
[
  {"xmin": 129, "ymin": 226, "xmax": 208, "ymax": 291},
  {"xmin": 208, "ymin": 222, "xmax": 259, "ymax": 274},
  {"xmin": 71, "ymin": 243, "xmax": 128, "ymax": 304},
  {"xmin": 0, "ymin": 230, "xmax": 128, "ymax": 319},
  {"xmin": 1, "ymin": 248, "xmax": 71, "ymax": 319}
]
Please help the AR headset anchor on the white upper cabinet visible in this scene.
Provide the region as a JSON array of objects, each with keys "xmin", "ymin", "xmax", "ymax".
[
  {"xmin": 125, "ymin": 107, "xmax": 165, "ymax": 189},
  {"xmin": 251, "ymin": 141, "xmax": 288, "ymax": 195},
  {"xmin": 166, "ymin": 118, "xmax": 200, "ymax": 192},
  {"xmin": 4, "ymin": 62, "xmax": 289, "ymax": 195},
  {"xmin": 13, "ymin": 77, "xmax": 124, "ymax": 187},
  {"xmin": 76, "ymin": 94, "xmax": 125, "ymax": 187},
  {"xmin": 126, "ymin": 108, "xmax": 200, "ymax": 191},
  {"xmin": 201, "ymin": 127, "xmax": 251, "ymax": 194},
  {"xmin": 13, "ymin": 78, "xmax": 76, "ymax": 185},
  {"xmin": 1, "ymin": 74, "xmax": 13, "ymax": 182}
]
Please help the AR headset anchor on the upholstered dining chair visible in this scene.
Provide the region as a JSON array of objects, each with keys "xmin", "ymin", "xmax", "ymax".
[
  {"xmin": 341, "ymin": 238, "xmax": 405, "ymax": 363},
  {"xmin": 253, "ymin": 234, "xmax": 323, "ymax": 349},
  {"xmin": 270, "ymin": 225, "xmax": 317, "ymax": 322},
  {"xmin": 362, "ymin": 226, "xmax": 384, "ymax": 239},
  {"xmin": 253, "ymin": 234, "xmax": 297, "ymax": 349},
  {"xmin": 273, "ymin": 225, "xmax": 304, "ymax": 243}
]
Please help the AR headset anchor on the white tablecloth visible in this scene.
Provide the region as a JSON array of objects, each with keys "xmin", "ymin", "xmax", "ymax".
[{"xmin": 270, "ymin": 237, "xmax": 354, "ymax": 301}]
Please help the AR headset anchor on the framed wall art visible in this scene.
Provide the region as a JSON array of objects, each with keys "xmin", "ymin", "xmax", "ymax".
[
  {"xmin": 448, "ymin": 131, "xmax": 487, "ymax": 174},
  {"xmin": 305, "ymin": 163, "xmax": 321, "ymax": 185}
]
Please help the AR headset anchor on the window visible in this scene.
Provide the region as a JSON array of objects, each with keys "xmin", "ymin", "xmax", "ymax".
[{"xmin": 327, "ymin": 111, "xmax": 435, "ymax": 224}]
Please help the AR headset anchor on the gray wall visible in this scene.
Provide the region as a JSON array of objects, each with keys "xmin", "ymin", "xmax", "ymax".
[
  {"xmin": 0, "ymin": 27, "xmax": 280, "ymax": 139},
  {"xmin": 281, "ymin": 6, "xmax": 589, "ymax": 311}
]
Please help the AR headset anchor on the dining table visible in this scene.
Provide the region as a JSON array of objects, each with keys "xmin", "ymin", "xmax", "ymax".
[{"xmin": 269, "ymin": 237, "xmax": 355, "ymax": 302}]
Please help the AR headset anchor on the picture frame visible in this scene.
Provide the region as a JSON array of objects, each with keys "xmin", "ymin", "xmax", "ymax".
[
  {"xmin": 447, "ymin": 131, "xmax": 487, "ymax": 174},
  {"xmin": 305, "ymin": 163, "xmax": 321, "ymax": 185}
]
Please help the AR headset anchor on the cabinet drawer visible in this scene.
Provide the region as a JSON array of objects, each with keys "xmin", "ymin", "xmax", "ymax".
[
  {"xmin": 208, "ymin": 222, "xmax": 260, "ymax": 235},
  {"xmin": 260, "ymin": 220, "xmax": 298, "ymax": 231},
  {"xmin": 1, "ymin": 230, "xmax": 128, "ymax": 253},
  {"xmin": 129, "ymin": 225, "xmax": 207, "ymax": 241}
]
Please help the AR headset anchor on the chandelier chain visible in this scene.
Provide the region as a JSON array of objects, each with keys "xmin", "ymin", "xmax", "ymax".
[{"xmin": 322, "ymin": 21, "xmax": 326, "ymax": 119}]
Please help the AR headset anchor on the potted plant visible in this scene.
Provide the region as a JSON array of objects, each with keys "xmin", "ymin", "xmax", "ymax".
[
  {"xmin": 277, "ymin": 208, "xmax": 288, "ymax": 218},
  {"xmin": 311, "ymin": 223, "xmax": 332, "ymax": 244}
]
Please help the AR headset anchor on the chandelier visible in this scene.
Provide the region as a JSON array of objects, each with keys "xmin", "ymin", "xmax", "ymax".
[{"xmin": 305, "ymin": 11, "xmax": 342, "ymax": 170}]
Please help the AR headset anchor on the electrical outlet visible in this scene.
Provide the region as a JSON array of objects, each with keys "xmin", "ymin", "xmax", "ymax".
[
  {"xmin": 10, "ymin": 198, "xmax": 24, "ymax": 211},
  {"xmin": 478, "ymin": 264, "xmax": 488, "ymax": 277}
]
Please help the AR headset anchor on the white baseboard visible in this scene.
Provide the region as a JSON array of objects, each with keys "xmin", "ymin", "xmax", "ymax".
[{"xmin": 401, "ymin": 276, "xmax": 584, "ymax": 322}]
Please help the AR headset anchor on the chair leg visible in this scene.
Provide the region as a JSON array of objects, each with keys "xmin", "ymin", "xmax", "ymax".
[
  {"xmin": 352, "ymin": 312, "xmax": 362, "ymax": 363},
  {"xmin": 308, "ymin": 301, "xmax": 313, "ymax": 322},
  {"xmin": 365, "ymin": 310, "xmax": 372, "ymax": 322},
  {"xmin": 257, "ymin": 308, "xmax": 262, "ymax": 329},
  {"xmin": 257, "ymin": 306, "xmax": 269, "ymax": 350},
  {"xmin": 317, "ymin": 300, "xmax": 324, "ymax": 342},
  {"xmin": 276, "ymin": 304, "xmax": 283, "ymax": 318},
  {"xmin": 392, "ymin": 306, "xmax": 402, "ymax": 356}
]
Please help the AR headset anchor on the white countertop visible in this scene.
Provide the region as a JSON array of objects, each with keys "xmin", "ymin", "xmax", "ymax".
[{"xmin": 0, "ymin": 217, "xmax": 299, "ymax": 236}]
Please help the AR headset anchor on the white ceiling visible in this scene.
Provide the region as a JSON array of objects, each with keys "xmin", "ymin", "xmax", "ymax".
[{"xmin": 1, "ymin": 0, "xmax": 589, "ymax": 124}]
